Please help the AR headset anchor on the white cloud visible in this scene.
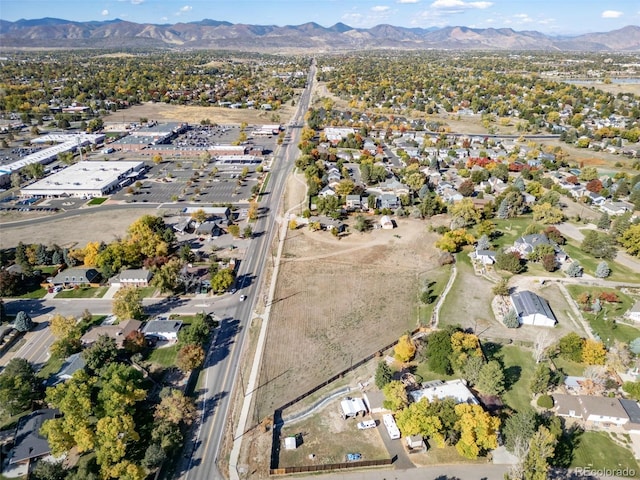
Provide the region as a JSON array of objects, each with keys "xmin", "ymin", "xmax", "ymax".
[
  {"xmin": 431, "ymin": 0, "xmax": 492, "ymax": 9},
  {"xmin": 130, "ymin": 0, "xmax": 144, "ymax": 4},
  {"xmin": 601, "ymin": 10, "xmax": 623, "ymax": 19},
  {"xmin": 101, "ymin": 9, "xmax": 109, "ymax": 16},
  {"xmin": 180, "ymin": 5, "xmax": 192, "ymax": 12},
  {"xmin": 372, "ymin": 5, "xmax": 390, "ymax": 12},
  {"xmin": 397, "ymin": 0, "xmax": 419, "ymax": 3}
]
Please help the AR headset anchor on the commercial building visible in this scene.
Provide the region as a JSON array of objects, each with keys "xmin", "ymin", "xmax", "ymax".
[{"xmin": 21, "ymin": 160, "xmax": 145, "ymax": 198}]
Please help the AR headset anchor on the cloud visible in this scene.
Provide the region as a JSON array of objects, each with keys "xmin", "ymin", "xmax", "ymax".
[
  {"xmin": 397, "ymin": 0, "xmax": 419, "ymax": 3},
  {"xmin": 372, "ymin": 5, "xmax": 390, "ymax": 12},
  {"xmin": 601, "ymin": 10, "xmax": 623, "ymax": 19},
  {"xmin": 180, "ymin": 5, "xmax": 192, "ymax": 12},
  {"xmin": 431, "ymin": 0, "xmax": 492, "ymax": 9},
  {"xmin": 101, "ymin": 9, "xmax": 109, "ymax": 16},
  {"xmin": 130, "ymin": 0, "xmax": 144, "ymax": 4}
]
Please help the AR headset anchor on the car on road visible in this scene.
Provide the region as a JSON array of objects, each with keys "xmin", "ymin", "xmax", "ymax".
[
  {"xmin": 230, "ymin": 288, "xmax": 237, "ymax": 294},
  {"xmin": 239, "ymin": 295, "xmax": 247, "ymax": 302},
  {"xmin": 357, "ymin": 420, "xmax": 376, "ymax": 430},
  {"xmin": 346, "ymin": 453, "xmax": 362, "ymax": 462}
]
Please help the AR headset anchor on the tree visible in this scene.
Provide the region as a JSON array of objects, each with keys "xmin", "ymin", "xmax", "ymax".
[
  {"xmin": 522, "ymin": 426, "xmax": 557, "ymax": 480},
  {"xmin": 533, "ymin": 330, "xmax": 554, "ymax": 363},
  {"xmin": 176, "ymin": 344, "xmax": 205, "ymax": 371},
  {"xmin": 581, "ymin": 230, "xmax": 617, "ymax": 260},
  {"xmin": 152, "ymin": 258, "xmax": 183, "ymax": 294},
  {"xmin": 458, "ymin": 180, "xmax": 475, "ymax": 197},
  {"xmin": 476, "ymin": 234, "xmax": 491, "ymax": 251},
  {"xmin": 558, "ymin": 333, "xmax": 584, "ymax": 362},
  {"xmin": 565, "ymin": 261, "xmax": 582, "ymax": 278},
  {"xmin": 190, "ymin": 209, "xmax": 208, "ymax": 224},
  {"xmin": 597, "ymin": 212, "xmax": 611, "ymax": 230},
  {"xmin": 112, "ymin": 287, "xmax": 144, "ymax": 320},
  {"xmin": 462, "ymin": 355, "xmax": 485, "ymax": 386},
  {"xmin": 227, "ymin": 224, "xmax": 240, "ymax": 237},
  {"xmin": 94, "ymin": 414, "xmax": 139, "ymax": 472},
  {"xmin": 532, "ymin": 202, "xmax": 564, "ymax": 224},
  {"xmin": 382, "ymin": 380, "xmax": 408, "ymax": 411},
  {"xmin": 425, "ymin": 330, "xmax": 453, "ymax": 375},
  {"xmin": 13, "ymin": 310, "xmax": 34, "ymax": 332},
  {"xmin": 454, "ymin": 404, "xmax": 500, "ymax": 459},
  {"xmin": 582, "ymin": 339, "xmax": 606, "ymax": 365},
  {"xmin": 449, "ymin": 198, "xmax": 480, "ymax": 227},
  {"xmin": 530, "ymin": 363, "xmax": 553, "ymax": 394},
  {"xmin": 579, "ymin": 167, "xmax": 598, "ymax": 182},
  {"xmin": 476, "ymin": 360, "xmax": 505, "ymax": 396},
  {"xmin": 492, "ymin": 278, "xmax": 509, "ymax": 297},
  {"xmin": 395, "ymin": 398, "xmax": 445, "ymax": 447},
  {"xmin": 542, "ymin": 254, "xmax": 557, "ymax": 272},
  {"xmin": 623, "ymin": 381, "xmax": 640, "ymax": 401},
  {"xmin": 178, "ymin": 315, "xmax": 211, "ymax": 347},
  {"xmin": 143, "ymin": 443, "xmax": 166, "ymax": 469},
  {"xmin": 503, "ymin": 308, "xmax": 520, "ymax": 328},
  {"xmin": 595, "ymin": 261, "xmax": 611, "ymax": 278},
  {"xmin": 394, "ymin": 334, "xmax": 416, "ymax": 362},
  {"xmin": 243, "ymin": 225, "xmax": 253, "ymax": 239},
  {"xmin": 435, "ymin": 228, "xmax": 475, "ymax": 253},
  {"xmin": 375, "ymin": 361, "xmax": 393, "ymax": 389},
  {"xmin": 97, "ymin": 363, "xmax": 146, "ymax": 418},
  {"xmin": 544, "ymin": 226, "xmax": 565, "ymax": 245},
  {"xmin": 83, "ymin": 335, "xmax": 119, "ymax": 374},
  {"xmin": 211, "ymin": 269, "xmax": 235, "ymax": 293},
  {"xmin": 154, "ymin": 389, "xmax": 197, "ymax": 427},
  {"xmin": 30, "ymin": 460, "xmax": 66, "ymax": 480},
  {"xmin": 123, "ymin": 330, "xmax": 146, "ymax": 353},
  {"xmin": 503, "ymin": 408, "xmax": 538, "ymax": 454},
  {"xmin": 0, "ymin": 358, "xmax": 40, "ymax": 415},
  {"xmin": 620, "ymin": 224, "xmax": 640, "ymax": 257},
  {"xmin": 495, "ymin": 250, "xmax": 524, "ymax": 274}
]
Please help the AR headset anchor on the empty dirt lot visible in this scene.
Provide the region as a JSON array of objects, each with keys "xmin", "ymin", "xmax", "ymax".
[{"xmin": 252, "ymin": 218, "xmax": 443, "ymax": 423}]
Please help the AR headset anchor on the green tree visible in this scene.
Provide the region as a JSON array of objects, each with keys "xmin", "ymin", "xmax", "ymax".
[
  {"xmin": 581, "ymin": 230, "xmax": 617, "ymax": 260},
  {"xmin": 13, "ymin": 310, "xmax": 34, "ymax": 332},
  {"xmin": 503, "ymin": 308, "xmax": 520, "ymax": 328},
  {"xmin": 565, "ymin": 261, "xmax": 582, "ymax": 277},
  {"xmin": 462, "ymin": 355, "xmax": 485, "ymax": 386},
  {"xmin": 30, "ymin": 460, "xmax": 66, "ymax": 480},
  {"xmin": 597, "ymin": 212, "xmax": 611, "ymax": 230},
  {"xmin": 0, "ymin": 358, "xmax": 40, "ymax": 415},
  {"xmin": 112, "ymin": 287, "xmax": 144, "ymax": 320},
  {"xmin": 176, "ymin": 344, "xmax": 205, "ymax": 372},
  {"xmin": 178, "ymin": 316, "xmax": 211, "ymax": 347},
  {"xmin": 142, "ymin": 443, "xmax": 166, "ymax": 469},
  {"xmin": 476, "ymin": 360, "xmax": 505, "ymax": 396},
  {"xmin": 558, "ymin": 333, "xmax": 584, "ymax": 362},
  {"xmin": 530, "ymin": 363, "xmax": 552, "ymax": 394},
  {"xmin": 151, "ymin": 258, "xmax": 183, "ymax": 294},
  {"xmin": 503, "ymin": 408, "xmax": 538, "ymax": 453},
  {"xmin": 83, "ymin": 335, "xmax": 119, "ymax": 374},
  {"xmin": 595, "ymin": 261, "xmax": 611, "ymax": 279},
  {"xmin": 623, "ymin": 381, "xmax": 640, "ymax": 401},
  {"xmin": 425, "ymin": 330, "xmax": 453, "ymax": 375},
  {"xmin": 522, "ymin": 426, "xmax": 557, "ymax": 480},
  {"xmin": 492, "ymin": 278, "xmax": 510, "ymax": 297},
  {"xmin": 495, "ymin": 250, "xmax": 524, "ymax": 273},
  {"xmin": 382, "ymin": 380, "xmax": 408, "ymax": 411},
  {"xmin": 375, "ymin": 361, "xmax": 393, "ymax": 389},
  {"xmin": 97, "ymin": 363, "xmax": 146, "ymax": 418}
]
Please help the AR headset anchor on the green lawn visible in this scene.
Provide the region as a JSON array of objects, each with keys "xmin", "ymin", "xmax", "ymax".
[
  {"xmin": 136, "ymin": 286, "xmax": 157, "ymax": 298},
  {"xmin": 147, "ymin": 344, "xmax": 179, "ymax": 367},
  {"xmin": 16, "ymin": 287, "xmax": 47, "ymax": 299},
  {"xmin": 565, "ymin": 285, "xmax": 640, "ymax": 345},
  {"xmin": 552, "ymin": 357, "xmax": 585, "ymax": 377},
  {"xmin": 36, "ymin": 356, "xmax": 65, "ymax": 382},
  {"xmin": 55, "ymin": 286, "xmax": 108, "ymax": 299},
  {"xmin": 491, "ymin": 216, "xmax": 536, "ymax": 250},
  {"xmin": 563, "ymin": 241, "xmax": 640, "ymax": 283},
  {"xmin": 491, "ymin": 345, "xmax": 536, "ymax": 413},
  {"xmin": 571, "ymin": 431, "xmax": 639, "ymax": 476},
  {"xmin": 87, "ymin": 197, "xmax": 108, "ymax": 205},
  {"xmin": 418, "ymin": 265, "xmax": 452, "ymax": 326}
]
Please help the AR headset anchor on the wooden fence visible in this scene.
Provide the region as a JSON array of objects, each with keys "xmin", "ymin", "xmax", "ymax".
[{"xmin": 270, "ymin": 457, "xmax": 393, "ymax": 475}]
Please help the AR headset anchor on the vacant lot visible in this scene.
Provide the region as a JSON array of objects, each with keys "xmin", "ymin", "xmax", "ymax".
[
  {"xmin": 103, "ymin": 101, "xmax": 296, "ymax": 126},
  {"xmin": 253, "ymin": 218, "xmax": 442, "ymax": 421}
]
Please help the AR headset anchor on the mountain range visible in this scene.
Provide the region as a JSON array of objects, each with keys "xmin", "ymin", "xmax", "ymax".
[{"xmin": 1, "ymin": 18, "xmax": 639, "ymax": 52}]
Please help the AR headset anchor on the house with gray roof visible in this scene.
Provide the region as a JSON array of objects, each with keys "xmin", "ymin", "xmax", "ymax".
[
  {"xmin": 554, "ymin": 394, "xmax": 630, "ymax": 427},
  {"xmin": 511, "ymin": 234, "xmax": 550, "ymax": 256},
  {"xmin": 51, "ymin": 267, "xmax": 100, "ymax": 287},
  {"xmin": 142, "ymin": 319, "xmax": 183, "ymax": 341},
  {"xmin": 9, "ymin": 409, "xmax": 58, "ymax": 465},
  {"xmin": 510, "ymin": 290, "xmax": 557, "ymax": 327},
  {"xmin": 116, "ymin": 269, "xmax": 154, "ymax": 287},
  {"xmin": 46, "ymin": 353, "xmax": 86, "ymax": 387},
  {"xmin": 627, "ymin": 301, "xmax": 640, "ymax": 323}
]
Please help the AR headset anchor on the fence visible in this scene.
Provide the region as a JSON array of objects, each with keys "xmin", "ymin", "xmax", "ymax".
[{"xmin": 270, "ymin": 458, "xmax": 393, "ymax": 475}]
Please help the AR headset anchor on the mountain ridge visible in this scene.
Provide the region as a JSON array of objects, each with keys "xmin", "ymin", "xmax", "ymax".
[{"xmin": 0, "ymin": 18, "xmax": 639, "ymax": 51}]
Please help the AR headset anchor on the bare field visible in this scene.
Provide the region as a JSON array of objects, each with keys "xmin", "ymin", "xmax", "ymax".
[
  {"xmin": 103, "ymin": 101, "xmax": 296, "ymax": 125},
  {"xmin": 253, "ymin": 218, "xmax": 441, "ymax": 421},
  {"xmin": 0, "ymin": 208, "xmax": 161, "ymax": 249}
]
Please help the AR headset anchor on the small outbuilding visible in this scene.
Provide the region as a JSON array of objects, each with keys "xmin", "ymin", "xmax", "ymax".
[
  {"xmin": 340, "ymin": 397, "xmax": 367, "ymax": 419},
  {"xmin": 406, "ymin": 435, "xmax": 426, "ymax": 452},
  {"xmin": 510, "ymin": 290, "xmax": 557, "ymax": 327},
  {"xmin": 284, "ymin": 436, "xmax": 298, "ymax": 450}
]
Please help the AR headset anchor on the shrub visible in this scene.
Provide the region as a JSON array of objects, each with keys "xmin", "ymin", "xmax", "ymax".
[{"xmin": 537, "ymin": 394, "xmax": 554, "ymax": 409}]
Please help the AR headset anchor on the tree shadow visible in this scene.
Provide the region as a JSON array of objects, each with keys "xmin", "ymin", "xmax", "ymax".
[
  {"xmin": 481, "ymin": 341, "xmax": 502, "ymax": 361},
  {"xmin": 503, "ymin": 365, "xmax": 521, "ymax": 391},
  {"xmin": 552, "ymin": 425, "xmax": 583, "ymax": 469}
]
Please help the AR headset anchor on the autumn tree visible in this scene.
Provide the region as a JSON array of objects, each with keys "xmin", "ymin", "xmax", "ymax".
[
  {"xmin": 382, "ymin": 380, "xmax": 408, "ymax": 411},
  {"xmin": 395, "ymin": 398, "xmax": 445, "ymax": 447},
  {"xmin": 112, "ymin": 287, "xmax": 144, "ymax": 320},
  {"xmin": 394, "ymin": 334, "xmax": 416, "ymax": 362},
  {"xmin": 521, "ymin": 426, "xmax": 557, "ymax": 480},
  {"xmin": 176, "ymin": 344, "xmax": 205, "ymax": 372},
  {"xmin": 154, "ymin": 389, "xmax": 197, "ymax": 428},
  {"xmin": 582, "ymin": 339, "xmax": 606, "ymax": 365},
  {"xmin": 532, "ymin": 202, "xmax": 564, "ymax": 224},
  {"xmin": 454, "ymin": 404, "xmax": 500, "ymax": 459},
  {"xmin": 435, "ymin": 228, "xmax": 475, "ymax": 253},
  {"xmin": 123, "ymin": 330, "xmax": 147, "ymax": 353},
  {"xmin": 97, "ymin": 363, "xmax": 146, "ymax": 418},
  {"xmin": 492, "ymin": 278, "xmax": 510, "ymax": 297}
]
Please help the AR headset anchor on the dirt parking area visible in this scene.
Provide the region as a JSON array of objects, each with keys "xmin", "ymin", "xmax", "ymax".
[
  {"xmin": 0, "ymin": 207, "xmax": 162, "ymax": 249},
  {"xmin": 252, "ymin": 217, "xmax": 442, "ymax": 424}
]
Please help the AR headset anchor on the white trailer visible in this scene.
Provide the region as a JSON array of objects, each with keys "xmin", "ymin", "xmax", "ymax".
[{"xmin": 382, "ymin": 414, "xmax": 400, "ymax": 440}]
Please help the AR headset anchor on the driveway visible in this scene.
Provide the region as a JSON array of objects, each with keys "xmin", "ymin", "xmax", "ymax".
[{"xmin": 373, "ymin": 415, "xmax": 415, "ymax": 470}]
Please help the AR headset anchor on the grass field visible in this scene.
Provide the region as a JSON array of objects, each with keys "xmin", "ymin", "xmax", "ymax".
[
  {"xmin": 570, "ymin": 431, "xmax": 640, "ymax": 476},
  {"xmin": 418, "ymin": 265, "xmax": 452, "ymax": 326},
  {"xmin": 254, "ymin": 218, "xmax": 439, "ymax": 422},
  {"xmin": 563, "ymin": 241, "xmax": 640, "ymax": 283},
  {"xmin": 552, "ymin": 357, "xmax": 585, "ymax": 377},
  {"xmin": 565, "ymin": 285, "xmax": 640, "ymax": 345},
  {"xmin": 55, "ymin": 286, "xmax": 108, "ymax": 299},
  {"xmin": 148, "ymin": 344, "xmax": 179, "ymax": 367},
  {"xmin": 487, "ymin": 344, "xmax": 536, "ymax": 413},
  {"xmin": 16, "ymin": 287, "xmax": 47, "ymax": 299},
  {"xmin": 87, "ymin": 197, "xmax": 108, "ymax": 205}
]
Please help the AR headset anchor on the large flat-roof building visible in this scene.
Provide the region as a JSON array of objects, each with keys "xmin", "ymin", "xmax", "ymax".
[{"xmin": 21, "ymin": 160, "xmax": 145, "ymax": 198}]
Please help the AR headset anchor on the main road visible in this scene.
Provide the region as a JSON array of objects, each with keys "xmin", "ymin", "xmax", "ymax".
[{"xmin": 175, "ymin": 59, "xmax": 317, "ymax": 480}]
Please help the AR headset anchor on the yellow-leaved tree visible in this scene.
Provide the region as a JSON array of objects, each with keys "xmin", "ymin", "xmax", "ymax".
[
  {"xmin": 582, "ymin": 339, "xmax": 607, "ymax": 365},
  {"xmin": 454, "ymin": 404, "xmax": 500, "ymax": 459},
  {"xmin": 394, "ymin": 334, "xmax": 416, "ymax": 363}
]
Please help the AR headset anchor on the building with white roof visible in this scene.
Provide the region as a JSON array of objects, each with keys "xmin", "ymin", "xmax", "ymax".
[
  {"xmin": 409, "ymin": 379, "xmax": 479, "ymax": 405},
  {"xmin": 21, "ymin": 160, "xmax": 144, "ymax": 198}
]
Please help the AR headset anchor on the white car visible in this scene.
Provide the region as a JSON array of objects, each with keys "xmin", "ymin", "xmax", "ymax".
[
  {"xmin": 357, "ymin": 420, "xmax": 376, "ymax": 430},
  {"xmin": 240, "ymin": 295, "xmax": 247, "ymax": 302}
]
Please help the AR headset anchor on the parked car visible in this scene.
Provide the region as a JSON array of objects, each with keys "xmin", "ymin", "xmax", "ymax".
[
  {"xmin": 239, "ymin": 295, "xmax": 247, "ymax": 302},
  {"xmin": 357, "ymin": 420, "xmax": 376, "ymax": 430},
  {"xmin": 346, "ymin": 453, "xmax": 362, "ymax": 462}
]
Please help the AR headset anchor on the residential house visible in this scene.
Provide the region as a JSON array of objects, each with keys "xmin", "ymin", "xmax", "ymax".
[
  {"xmin": 586, "ymin": 192, "xmax": 606, "ymax": 206},
  {"xmin": 318, "ymin": 185, "xmax": 337, "ymax": 198},
  {"xmin": 326, "ymin": 167, "xmax": 341, "ymax": 186},
  {"xmin": 439, "ymin": 187, "xmax": 464, "ymax": 203},
  {"xmin": 307, "ymin": 215, "xmax": 345, "ymax": 233},
  {"xmin": 511, "ymin": 234, "xmax": 550, "ymax": 256},
  {"xmin": 195, "ymin": 221, "xmax": 224, "ymax": 238},
  {"xmin": 345, "ymin": 194, "xmax": 362, "ymax": 210},
  {"xmin": 600, "ymin": 200, "xmax": 630, "ymax": 216},
  {"xmin": 554, "ymin": 394, "xmax": 630, "ymax": 427},
  {"xmin": 51, "ymin": 267, "xmax": 100, "ymax": 287},
  {"xmin": 510, "ymin": 290, "xmax": 557, "ymax": 327},
  {"xmin": 142, "ymin": 319, "xmax": 183, "ymax": 341},
  {"xmin": 378, "ymin": 194, "xmax": 400, "ymax": 210},
  {"xmin": 627, "ymin": 301, "xmax": 640, "ymax": 323},
  {"xmin": 340, "ymin": 397, "xmax": 367, "ymax": 419},
  {"xmin": 46, "ymin": 353, "xmax": 86, "ymax": 387},
  {"xmin": 377, "ymin": 178, "xmax": 410, "ymax": 196},
  {"xmin": 473, "ymin": 249, "xmax": 496, "ymax": 265},
  {"xmin": 8, "ymin": 409, "xmax": 58, "ymax": 465},
  {"xmin": 409, "ymin": 379, "xmax": 479, "ymax": 405},
  {"xmin": 116, "ymin": 269, "xmax": 154, "ymax": 287},
  {"xmin": 80, "ymin": 319, "xmax": 142, "ymax": 348},
  {"xmin": 621, "ymin": 400, "xmax": 640, "ymax": 434}
]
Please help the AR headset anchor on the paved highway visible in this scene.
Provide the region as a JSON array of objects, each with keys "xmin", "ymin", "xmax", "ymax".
[{"xmin": 176, "ymin": 59, "xmax": 317, "ymax": 480}]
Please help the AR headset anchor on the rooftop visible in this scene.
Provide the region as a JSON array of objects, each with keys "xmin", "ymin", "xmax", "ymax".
[
  {"xmin": 409, "ymin": 379, "xmax": 478, "ymax": 405},
  {"xmin": 10, "ymin": 409, "xmax": 57, "ymax": 464},
  {"xmin": 511, "ymin": 290, "xmax": 556, "ymax": 321}
]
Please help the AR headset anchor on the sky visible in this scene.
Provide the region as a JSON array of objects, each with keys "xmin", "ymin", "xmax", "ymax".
[{"xmin": 1, "ymin": 0, "xmax": 639, "ymax": 35}]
